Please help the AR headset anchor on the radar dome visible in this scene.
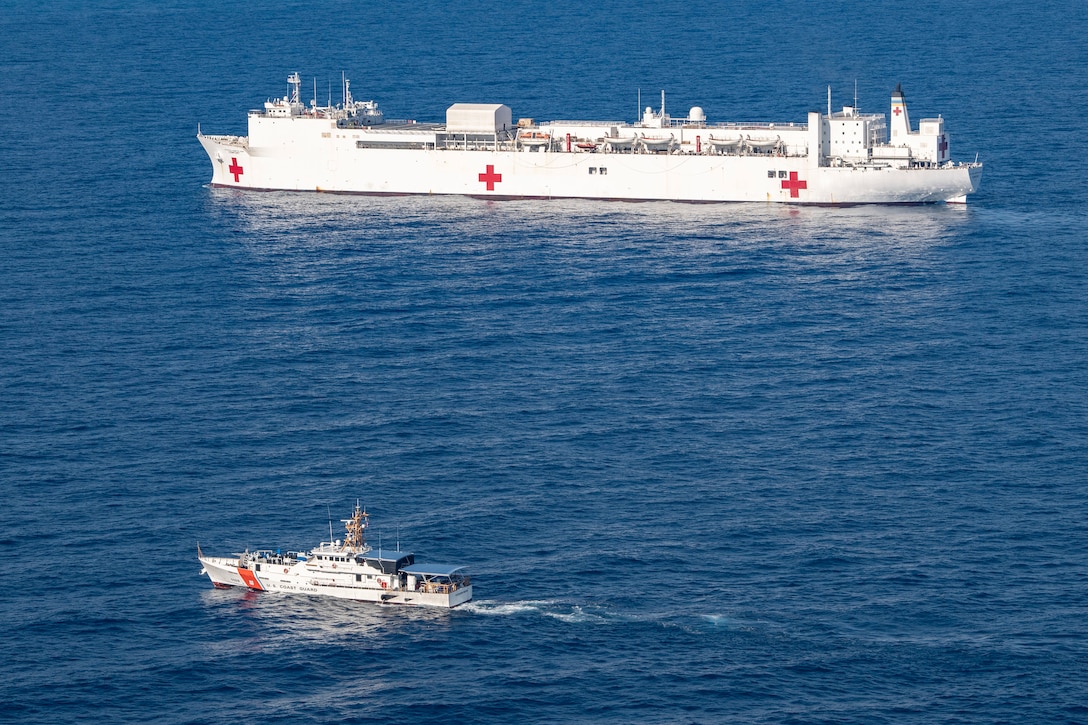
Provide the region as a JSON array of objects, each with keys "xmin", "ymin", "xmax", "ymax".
[{"xmin": 689, "ymin": 106, "xmax": 706, "ymax": 122}]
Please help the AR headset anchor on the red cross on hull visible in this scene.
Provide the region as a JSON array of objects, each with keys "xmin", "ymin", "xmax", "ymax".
[
  {"xmin": 478, "ymin": 165, "xmax": 502, "ymax": 191},
  {"xmin": 781, "ymin": 171, "xmax": 807, "ymax": 198},
  {"xmin": 228, "ymin": 157, "xmax": 244, "ymax": 183}
]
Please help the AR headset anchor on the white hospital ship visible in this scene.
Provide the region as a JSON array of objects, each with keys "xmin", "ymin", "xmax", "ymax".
[
  {"xmin": 198, "ymin": 73, "xmax": 981, "ymax": 204},
  {"xmin": 198, "ymin": 504, "xmax": 472, "ymax": 608}
]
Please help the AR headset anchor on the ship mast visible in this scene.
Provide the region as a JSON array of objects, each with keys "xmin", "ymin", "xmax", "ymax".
[
  {"xmin": 340, "ymin": 502, "xmax": 369, "ymax": 553},
  {"xmin": 288, "ymin": 72, "xmax": 301, "ymax": 105}
]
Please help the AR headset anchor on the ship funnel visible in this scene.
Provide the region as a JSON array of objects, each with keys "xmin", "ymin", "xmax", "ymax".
[{"xmin": 890, "ymin": 84, "xmax": 911, "ymax": 141}]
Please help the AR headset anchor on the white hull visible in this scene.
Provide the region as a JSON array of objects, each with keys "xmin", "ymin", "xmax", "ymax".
[
  {"xmin": 198, "ymin": 504, "xmax": 473, "ymax": 609},
  {"xmin": 199, "ymin": 79, "xmax": 981, "ymax": 205},
  {"xmin": 199, "ymin": 133, "xmax": 980, "ymax": 204},
  {"xmin": 199, "ymin": 554, "xmax": 472, "ymax": 608}
]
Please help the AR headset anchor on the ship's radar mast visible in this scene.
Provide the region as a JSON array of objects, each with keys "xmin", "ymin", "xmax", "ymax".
[
  {"xmin": 340, "ymin": 502, "xmax": 370, "ymax": 553},
  {"xmin": 288, "ymin": 72, "xmax": 301, "ymax": 105}
]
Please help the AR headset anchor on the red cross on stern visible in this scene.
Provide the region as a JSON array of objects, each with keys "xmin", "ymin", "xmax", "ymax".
[
  {"xmin": 781, "ymin": 171, "xmax": 807, "ymax": 198},
  {"xmin": 228, "ymin": 157, "xmax": 244, "ymax": 182},
  {"xmin": 478, "ymin": 164, "xmax": 502, "ymax": 191}
]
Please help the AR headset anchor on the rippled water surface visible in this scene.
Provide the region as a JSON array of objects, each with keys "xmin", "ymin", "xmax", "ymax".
[{"xmin": 2, "ymin": 1, "xmax": 1087, "ymax": 722}]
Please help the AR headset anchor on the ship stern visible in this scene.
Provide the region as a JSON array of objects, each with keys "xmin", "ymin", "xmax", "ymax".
[{"xmin": 947, "ymin": 163, "xmax": 983, "ymax": 204}]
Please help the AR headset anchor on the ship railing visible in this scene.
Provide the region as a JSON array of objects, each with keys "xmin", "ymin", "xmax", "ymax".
[
  {"xmin": 584, "ymin": 143, "xmax": 804, "ymax": 158},
  {"xmin": 900, "ymin": 159, "xmax": 981, "ymax": 170},
  {"xmin": 250, "ymin": 550, "xmax": 297, "ymax": 566},
  {"xmin": 668, "ymin": 118, "xmax": 702, "ymax": 128},
  {"xmin": 202, "ymin": 133, "xmax": 247, "ymax": 146},
  {"xmin": 547, "ymin": 120, "xmax": 626, "ymax": 127},
  {"xmin": 357, "ymin": 140, "xmax": 437, "ymax": 150},
  {"xmin": 438, "ymin": 132, "xmax": 518, "ymax": 151},
  {"xmin": 419, "ymin": 581, "xmax": 469, "ymax": 595},
  {"xmin": 704, "ymin": 121, "xmax": 806, "ymax": 130},
  {"xmin": 416, "ymin": 574, "xmax": 470, "ymax": 594}
]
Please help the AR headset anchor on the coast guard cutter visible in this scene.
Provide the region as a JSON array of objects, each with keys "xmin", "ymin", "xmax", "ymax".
[{"xmin": 198, "ymin": 504, "xmax": 472, "ymax": 608}]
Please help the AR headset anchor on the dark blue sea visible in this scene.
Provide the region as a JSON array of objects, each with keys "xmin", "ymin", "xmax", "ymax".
[{"xmin": 3, "ymin": 1, "xmax": 1087, "ymax": 722}]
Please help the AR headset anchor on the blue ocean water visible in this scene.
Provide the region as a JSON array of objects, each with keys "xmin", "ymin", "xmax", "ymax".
[{"xmin": 2, "ymin": 0, "xmax": 1087, "ymax": 722}]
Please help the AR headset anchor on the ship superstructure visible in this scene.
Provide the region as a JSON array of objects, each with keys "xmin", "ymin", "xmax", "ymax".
[
  {"xmin": 198, "ymin": 504, "xmax": 472, "ymax": 608},
  {"xmin": 198, "ymin": 74, "xmax": 981, "ymax": 204}
]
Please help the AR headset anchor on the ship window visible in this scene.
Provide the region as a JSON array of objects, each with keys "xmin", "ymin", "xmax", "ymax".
[
  {"xmin": 255, "ymin": 564, "xmax": 261, "ymax": 571},
  {"xmin": 356, "ymin": 574, "xmax": 362, "ymax": 582},
  {"xmin": 767, "ymin": 170, "xmax": 775, "ymax": 178},
  {"xmin": 600, "ymin": 168, "xmax": 607, "ymax": 175},
  {"xmin": 778, "ymin": 170, "xmax": 788, "ymax": 178},
  {"xmin": 589, "ymin": 167, "xmax": 597, "ymax": 174}
]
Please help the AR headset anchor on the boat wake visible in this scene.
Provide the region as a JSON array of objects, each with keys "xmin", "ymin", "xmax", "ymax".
[
  {"xmin": 462, "ymin": 599, "xmax": 608, "ymax": 623},
  {"xmin": 463, "ymin": 599, "xmax": 773, "ymax": 636}
]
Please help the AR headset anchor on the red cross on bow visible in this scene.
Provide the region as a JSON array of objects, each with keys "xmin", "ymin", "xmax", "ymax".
[
  {"xmin": 228, "ymin": 157, "xmax": 244, "ymax": 182},
  {"xmin": 893, "ymin": 107, "xmax": 902, "ymax": 116},
  {"xmin": 478, "ymin": 164, "xmax": 502, "ymax": 190},
  {"xmin": 781, "ymin": 171, "xmax": 807, "ymax": 198}
]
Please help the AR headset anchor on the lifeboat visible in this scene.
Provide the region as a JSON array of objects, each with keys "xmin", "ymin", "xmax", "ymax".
[
  {"xmin": 639, "ymin": 135, "xmax": 675, "ymax": 152},
  {"xmin": 708, "ymin": 136, "xmax": 744, "ymax": 152},
  {"xmin": 745, "ymin": 135, "xmax": 782, "ymax": 152},
  {"xmin": 518, "ymin": 131, "xmax": 552, "ymax": 147},
  {"xmin": 603, "ymin": 135, "xmax": 637, "ymax": 150}
]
